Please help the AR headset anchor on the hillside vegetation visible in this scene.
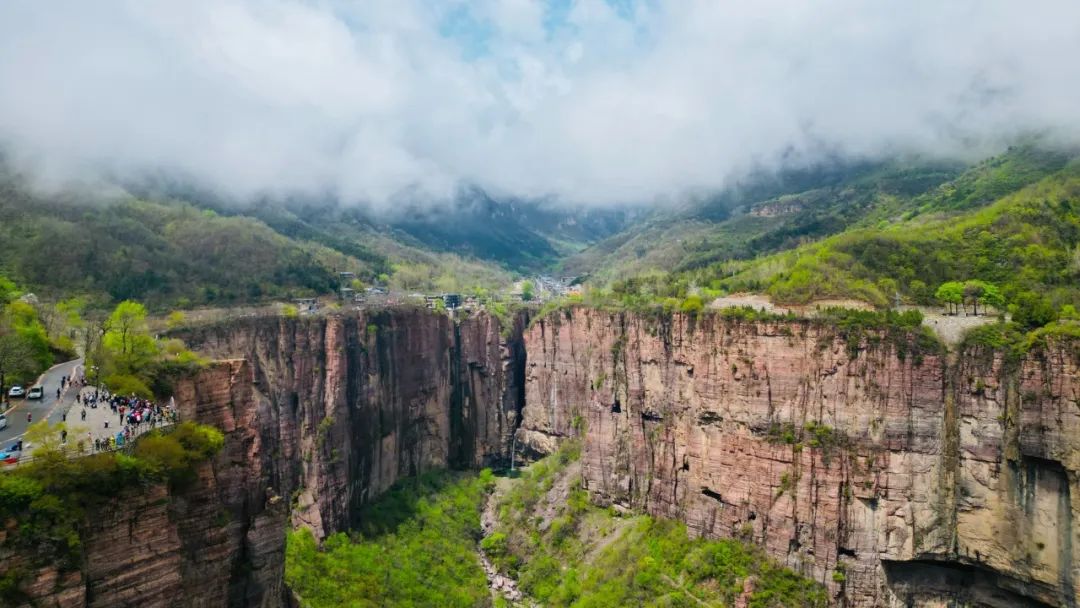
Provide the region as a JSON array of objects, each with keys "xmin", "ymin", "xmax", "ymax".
[
  {"xmin": 0, "ymin": 169, "xmax": 520, "ymax": 309},
  {"xmin": 284, "ymin": 443, "xmax": 828, "ymax": 607},
  {"xmin": 286, "ymin": 471, "xmax": 494, "ymax": 608},
  {"xmin": 563, "ymin": 145, "xmax": 1079, "ymax": 343},
  {"xmin": 721, "ymin": 161, "xmax": 1080, "ymax": 311},
  {"xmin": 0, "ymin": 179, "xmax": 376, "ymax": 307},
  {"xmin": 0, "ymin": 275, "xmax": 80, "ymax": 393},
  {"xmin": 0, "ymin": 421, "xmax": 224, "ymax": 602},
  {"xmin": 567, "ymin": 145, "xmax": 1071, "ymax": 286}
]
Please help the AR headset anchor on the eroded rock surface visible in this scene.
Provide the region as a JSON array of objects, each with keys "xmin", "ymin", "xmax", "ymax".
[
  {"xmin": 1, "ymin": 309, "xmax": 527, "ymax": 607},
  {"xmin": 4, "ymin": 306, "xmax": 1076, "ymax": 607},
  {"xmin": 519, "ymin": 308, "xmax": 1079, "ymax": 607}
]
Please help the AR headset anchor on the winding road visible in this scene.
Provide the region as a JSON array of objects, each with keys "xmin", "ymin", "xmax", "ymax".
[{"xmin": 0, "ymin": 358, "xmax": 83, "ymax": 448}]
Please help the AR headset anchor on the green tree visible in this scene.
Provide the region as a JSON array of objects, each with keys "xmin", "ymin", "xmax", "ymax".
[
  {"xmin": 935, "ymin": 281, "xmax": 964, "ymax": 315},
  {"xmin": 962, "ymin": 281, "xmax": 985, "ymax": 316},
  {"xmin": 5, "ymin": 301, "xmax": 52, "ymax": 371},
  {"xmin": 165, "ymin": 311, "xmax": 186, "ymax": 330},
  {"xmin": 980, "ymin": 282, "xmax": 1004, "ymax": 314},
  {"xmin": 679, "ymin": 294, "xmax": 705, "ymax": 315},
  {"xmin": 103, "ymin": 301, "xmax": 149, "ymax": 356},
  {"xmin": 1010, "ymin": 291, "xmax": 1058, "ymax": 330},
  {"xmin": 0, "ymin": 329, "xmax": 35, "ymax": 400},
  {"xmin": 908, "ymin": 279, "xmax": 930, "ymax": 304},
  {"xmin": 960, "ymin": 280, "xmax": 1002, "ymax": 316},
  {"xmin": 95, "ymin": 301, "xmax": 159, "ymax": 382},
  {"xmin": 0, "ymin": 276, "xmax": 17, "ymax": 305},
  {"xmin": 521, "ymin": 281, "xmax": 536, "ymax": 302},
  {"xmin": 1061, "ymin": 304, "xmax": 1080, "ymax": 321}
]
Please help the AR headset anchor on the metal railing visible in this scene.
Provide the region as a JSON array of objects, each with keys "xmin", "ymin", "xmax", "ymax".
[{"xmin": 4, "ymin": 418, "xmax": 178, "ymax": 468}]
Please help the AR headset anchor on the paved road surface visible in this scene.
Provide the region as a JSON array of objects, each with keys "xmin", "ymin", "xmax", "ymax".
[{"xmin": 0, "ymin": 358, "xmax": 83, "ymax": 447}]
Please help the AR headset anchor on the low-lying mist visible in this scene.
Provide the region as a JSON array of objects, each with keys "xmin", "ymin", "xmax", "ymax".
[{"xmin": 1, "ymin": 1, "xmax": 1079, "ymax": 211}]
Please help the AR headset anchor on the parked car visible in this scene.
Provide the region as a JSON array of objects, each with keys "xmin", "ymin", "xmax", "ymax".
[
  {"xmin": 0, "ymin": 440, "xmax": 22, "ymax": 465},
  {"xmin": 26, "ymin": 386, "xmax": 43, "ymax": 400},
  {"xmin": 7, "ymin": 386, "xmax": 25, "ymax": 398},
  {"xmin": 0, "ymin": 414, "xmax": 7, "ymax": 430}
]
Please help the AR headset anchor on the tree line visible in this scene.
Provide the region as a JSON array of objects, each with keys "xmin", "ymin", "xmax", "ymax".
[{"xmin": 933, "ymin": 280, "xmax": 1003, "ymax": 316}]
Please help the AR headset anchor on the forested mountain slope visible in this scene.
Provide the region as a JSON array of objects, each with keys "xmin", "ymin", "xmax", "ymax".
[
  {"xmin": 0, "ymin": 179, "xmax": 366, "ymax": 308},
  {"xmin": 567, "ymin": 144, "xmax": 1074, "ymax": 288},
  {"xmin": 0, "ymin": 170, "xmax": 523, "ymax": 308}
]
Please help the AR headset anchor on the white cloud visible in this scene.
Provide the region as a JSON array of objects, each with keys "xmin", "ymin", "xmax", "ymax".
[{"xmin": 0, "ymin": 0, "xmax": 1078, "ymax": 209}]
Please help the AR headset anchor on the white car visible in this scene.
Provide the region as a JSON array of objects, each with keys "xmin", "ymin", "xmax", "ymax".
[
  {"xmin": 0, "ymin": 414, "xmax": 7, "ymax": 430},
  {"xmin": 7, "ymin": 386, "xmax": 24, "ymax": 398},
  {"xmin": 26, "ymin": 386, "xmax": 43, "ymax": 400}
]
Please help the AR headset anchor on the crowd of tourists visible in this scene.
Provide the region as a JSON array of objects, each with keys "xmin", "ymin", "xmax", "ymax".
[{"xmin": 62, "ymin": 380, "xmax": 178, "ymax": 453}]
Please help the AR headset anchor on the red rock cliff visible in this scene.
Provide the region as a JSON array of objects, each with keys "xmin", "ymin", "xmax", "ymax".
[
  {"xmin": 2, "ymin": 308, "xmax": 527, "ymax": 608},
  {"xmin": 519, "ymin": 308, "xmax": 1079, "ymax": 607},
  {"xmin": 0, "ymin": 360, "xmax": 286, "ymax": 608},
  {"xmin": 181, "ymin": 309, "xmax": 525, "ymax": 539}
]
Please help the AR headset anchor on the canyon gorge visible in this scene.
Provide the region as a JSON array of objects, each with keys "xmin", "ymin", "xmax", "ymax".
[{"xmin": 3, "ymin": 307, "xmax": 1077, "ymax": 607}]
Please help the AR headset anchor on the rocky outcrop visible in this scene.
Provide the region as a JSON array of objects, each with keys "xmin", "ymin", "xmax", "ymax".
[
  {"xmin": 1, "ymin": 308, "xmax": 527, "ymax": 608},
  {"xmin": 0, "ymin": 359, "xmax": 285, "ymax": 608},
  {"xmin": 519, "ymin": 308, "xmax": 1080, "ymax": 607}
]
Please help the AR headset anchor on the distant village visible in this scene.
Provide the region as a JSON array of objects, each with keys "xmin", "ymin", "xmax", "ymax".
[{"xmin": 291, "ymin": 272, "xmax": 580, "ymax": 316}]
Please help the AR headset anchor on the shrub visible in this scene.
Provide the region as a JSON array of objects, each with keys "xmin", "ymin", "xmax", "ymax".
[
  {"xmin": 102, "ymin": 374, "xmax": 153, "ymax": 398},
  {"xmin": 1010, "ymin": 291, "xmax": 1059, "ymax": 330},
  {"xmin": 679, "ymin": 295, "xmax": 705, "ymax": 315}
]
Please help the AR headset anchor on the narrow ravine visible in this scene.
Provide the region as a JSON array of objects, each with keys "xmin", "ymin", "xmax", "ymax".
[{"xmin": 479, "ymin": 475, "xmax": 532, "ymax": 607}]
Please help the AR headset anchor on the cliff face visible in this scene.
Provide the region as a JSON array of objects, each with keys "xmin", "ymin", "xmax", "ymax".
[
  {"xmin": 2, "ymin": 309, "xmax": 526, "ymax": 608},
  {"xmin": 181, "ymin": 309, "xmax": 525, "ymax": 539},
  {"xmin": 7, "ymin": 306, "xmax": 1075, "ymax": 607},
  {"xmin": 519, "ymin": 308, "xmax": 1080, "ymax": 607},
  {"xmin": 1, "ymin": 359, "xmax": 285, "ymax": 608}
]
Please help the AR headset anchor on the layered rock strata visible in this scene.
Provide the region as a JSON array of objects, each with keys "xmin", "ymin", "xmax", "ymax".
[
  {"xmin": 519, "ymin": 308, "xmax": 1079, "ymax": 607},
  {"xmin": 0, "ymin": 359, "xmax": 283, "ymax": 608},
  {"xmin": 4, "ymin": 305, "xmax": 1076, "ymax": 607},
  {"xmin": 2, "ymin": 309, "xmax": 526, "ymax": 607}
]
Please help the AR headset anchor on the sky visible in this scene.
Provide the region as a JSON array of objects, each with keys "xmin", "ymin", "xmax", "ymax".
[{"xmin": 1, "ymin": 0, "xmax": 1079, "ymax": 210}]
